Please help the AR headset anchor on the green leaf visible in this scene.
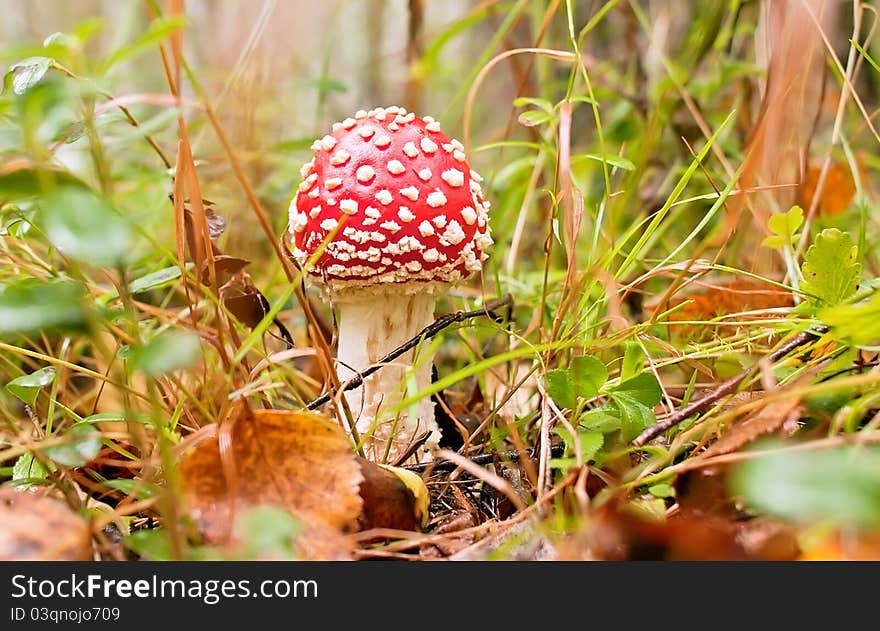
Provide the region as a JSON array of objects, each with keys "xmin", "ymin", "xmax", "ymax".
[
  {"xmin": 610, "ymin": 395, "xmax": 656, "ymax": 442},
  {"xmin": 129, "ymin": 265, "xmax": 183, "ymax": 294},
  {"xmin": 72, "ymin": 18, "xmax": 106, "ymax": 43},
  {"xmin": 491, "ymin": 157, "xmax": 534, "ymax": 190},
  {"xmin": 131, "ymin": 329, "xmax": 201, "ymax": 377},
  {"xmin": 100, "ymin": 16, "xmax": 189, "ymax": 74},
  {"xmin": 101, "ymin": 479, "xmax": 159, "ymax": 500},
  {"xmin": 621, "ymin": 341, "xmax": 645, "ymax": 382},
  {"xmin": 236, "ymin": 506, "xmax": 301, "ymax": 560},
  {"xmin": 6, "ymin": 56, "xmax": 52, "ymax": 94},
  {"xmin": 761, "ymin": 235, "xmax": 787, "ymax": 249},
  {"xmin": 0, "ymin": 167, "xmax": 83, "ymax": 198},
  {"xmin": 552, "ymin": 427, "xmax": 604, "ymax": 471},
  {"xmin": 517, "ymin": 110, "xmax": 553, "ymax": 127},
  {"xmin": 569, "ymin": 95, "xmax": 598, "ymax": 106},
  {"xmin": 730, "ymin": 442, "xmax": 880, "ymax": 528},
  {"xmin": 0, "ymin": 282, "xmax": 88, "ymax": 335},
  {"xmin": 578, "ymin": 408, "xmax": 621, "ymax": 434},
  {"xmin": 571, "ymin": 355, "xmax": 607, "ymax": 399},
  {"xmin": 103, "ymin": 264, "xmax": 189, "ymax": 300},
  {"xmin": 80, "ymin": 412, "xmax": 126, "ymax": 424},
  {"xmin": 6, "ymin": 366, "xmax": 56, "ymax": 405},
  {"xmin": 762, "ymin": 205, "xmax": 803, "ymax": 249},
  {"xmin": 804, "ymin": 389, "xmax": 854, "ymax": 415},
  {"xmin": 512, "ymin": 96, "xmax": 553, "ymax": 112},
  {"xmin": 12, "ymin": 452, "xmax": 52, "ymax": 482},
  {"xmin": 41, "ymin": 184, "xmax": 133, "ymax": 267},
  {"xmin": 800, "ymin": 228, "xmax": 861, "ymax": 308},
  {"xmin": 1, "ymin": 202, "xmax": 35, "ymax": 237},
  {"xmin": 611, "ymin": 372, "xmax": 662, "ymax": 407},
  {"xmin": 544, "ymin": 368, "xmax": 576, "ymax": 410},
  {"xmin": 124, "ymin": 529, "xmax": 174, "ymax": 561},
  {"xmin": 648, "ymin": 483, "xmax": 676, "ymax": 499},
  {"xmin": 572, "ymin": 153, "xmax": 635, "ymax": 171},
  {"xmin": 819, "ymin": 290, "xmax": 880, "ymax": 345},
  {"xmin": 43, "ymin": 424, "xmax": 102, "ymax": 467},
  {"xmin": 42, "ymin": 32, "xmax": 77, "ymax": 49}
]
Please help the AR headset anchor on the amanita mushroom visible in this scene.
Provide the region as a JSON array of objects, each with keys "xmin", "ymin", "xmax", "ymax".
[{"xmin": 288, "ymin": 106, "xmax": 492, "ymax": 463}]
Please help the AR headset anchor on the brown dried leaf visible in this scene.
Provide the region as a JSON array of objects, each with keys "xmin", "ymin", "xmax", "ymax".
[
  {"xmin": 568, "ymin": 500, "xmax": 799, "ymax": 561},
  {"xmin": 356, "ymin": 459, "xmax": 425, "ymax": 532},
  {"xmin": 203, "ymin": 204, "xmax": 227, "ymax": 241},
  {"xmin": 659, "ymin": 278, "xmax": 793, "ymax": 340},
  {"xmin": 670, "ymin": 400, "xmax": 802, "ymax": 521},
  {"xmin": 698, "ymin": 400, "xmax": 802, "ymax": 462},
  {"xmin": 666, "ymin": 278, "xmax": 793, "ymax": 321},
  {"xmin": 200, "ymin": 254, "xmax": 251, "ymax": 287},
  {"xmin": 220, "ymin": 282, "xmax": 269, "ymax": 329},
  {"xmin": 180, "ymin": 407, "xmax": 364, "ymax": 549},
  {"xmin": 0, "ymin": 487, "xmax": 92, "ymax": 560}
]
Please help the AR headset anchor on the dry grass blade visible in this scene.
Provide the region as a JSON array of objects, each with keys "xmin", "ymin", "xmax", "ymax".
[
  {"xmin": 728, "ymin": 0, "xmax": 834, "ymax": 236},
  {"xmin": 463, "ymin": 47, "xmax": 576, "ymax": 151}
]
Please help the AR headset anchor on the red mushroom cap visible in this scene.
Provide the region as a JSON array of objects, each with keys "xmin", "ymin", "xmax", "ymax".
[{"xmin": 288, "ymin": 106, "xmax": 492, "ymax": 295}]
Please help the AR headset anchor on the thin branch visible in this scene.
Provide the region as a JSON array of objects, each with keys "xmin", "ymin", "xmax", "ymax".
[
  {"xmin": 406, "ymin": 440, "xmax": 563, "ymax": 474},
  {"xmin": 631, "ymin": 326, "xmax": 826, "ymax": 447},
  {"xmin": 306, "ymin": 294, "xmax": 513, "ymax": 410}
]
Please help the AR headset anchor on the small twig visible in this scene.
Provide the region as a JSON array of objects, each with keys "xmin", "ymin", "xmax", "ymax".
[
  {"xmin": 390, "ymin": 431, "xmax": 432, "ymax": 467},
  {"xmin": 631, "ymin": 326, "xmax": 826, "ymax": 447},
  {"xmin": 436, "ymin": 448, "xmax": 528, "ymax": 511},
  {"xmin": 406, "ymin": 440, "xmax": 563, "ymax": 474},
  {"xmin": 306, "ymin": 294, "xmax": 513, "ymax": 410}
]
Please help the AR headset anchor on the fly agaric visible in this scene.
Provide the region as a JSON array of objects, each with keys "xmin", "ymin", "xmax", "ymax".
[{"xmin": 288, "ymin": 106, "xmax": 492, "ymax": 463}]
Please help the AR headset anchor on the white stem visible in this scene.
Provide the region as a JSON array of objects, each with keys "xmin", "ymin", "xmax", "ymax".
[{"xmin": 335, "ymin": 291, "xmax": 440, "ymax": 463}]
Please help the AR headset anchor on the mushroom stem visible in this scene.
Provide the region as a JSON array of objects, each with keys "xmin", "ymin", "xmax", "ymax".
[{"xmin": 334, "ymin": 290, "xmax": 440, "ymax": 463}]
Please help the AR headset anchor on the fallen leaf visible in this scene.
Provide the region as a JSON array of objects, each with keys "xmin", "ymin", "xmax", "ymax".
[
  {"xmin": 0, "ymin": 487, "xmax": 92, "ymax": 560},
  {"xmin": 567, "ymin": 500, "xmax": 799, "ymax": 561},
  {"xmin": 180, "ymin": 406, "xmax": 430, "ymax": 558},
  {"xmin": 735, "ymin": 518, "xmax": 800, "ymax": 560},
  {"xmin": 798, "ymin": 531, "xmax": 880, "ymax": 560},
  {"xmin": 356, "ymin": 460, "xmax": 428, "ymax": 532},
  {"xmin": 658, "ymin": 278, "xmax": 793, "ymax": 340},
  {"xmin": 180, "ymin": 406, "xmax": 364, "ymax": 557},
  {"xmin": 696, "ymin": 400, "xmax": 802, "ymax": 463},
  {"xmin": 799, "ymin": 160, "xmax": 864, "ymax": 217}
]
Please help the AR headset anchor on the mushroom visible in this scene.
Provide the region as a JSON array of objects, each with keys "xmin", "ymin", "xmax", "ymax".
[{"xmin": 288, "ymin": 106, "xmax": 493, "ymax": 463}]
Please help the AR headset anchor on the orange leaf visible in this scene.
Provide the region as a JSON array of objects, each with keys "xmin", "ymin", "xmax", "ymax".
[
  {"xmin": 799, "ymin": 160, "xmax": 863, "ymax": 217},
  {"xmin": 798, "ymin": 531, "xmax": 880, "ymax": 560},
  {"xmin": 180, "ymin": 407, "xmax": 364, "ymax": 549},
  {"xmin": 658, "ymin": 278, "xmax": 793, "ymax": 340}
]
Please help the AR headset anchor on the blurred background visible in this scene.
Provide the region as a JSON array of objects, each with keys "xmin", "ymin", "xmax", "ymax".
[{"xmin": 2, "ymin": 1, "xmax": 518, "ymax": 256}]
